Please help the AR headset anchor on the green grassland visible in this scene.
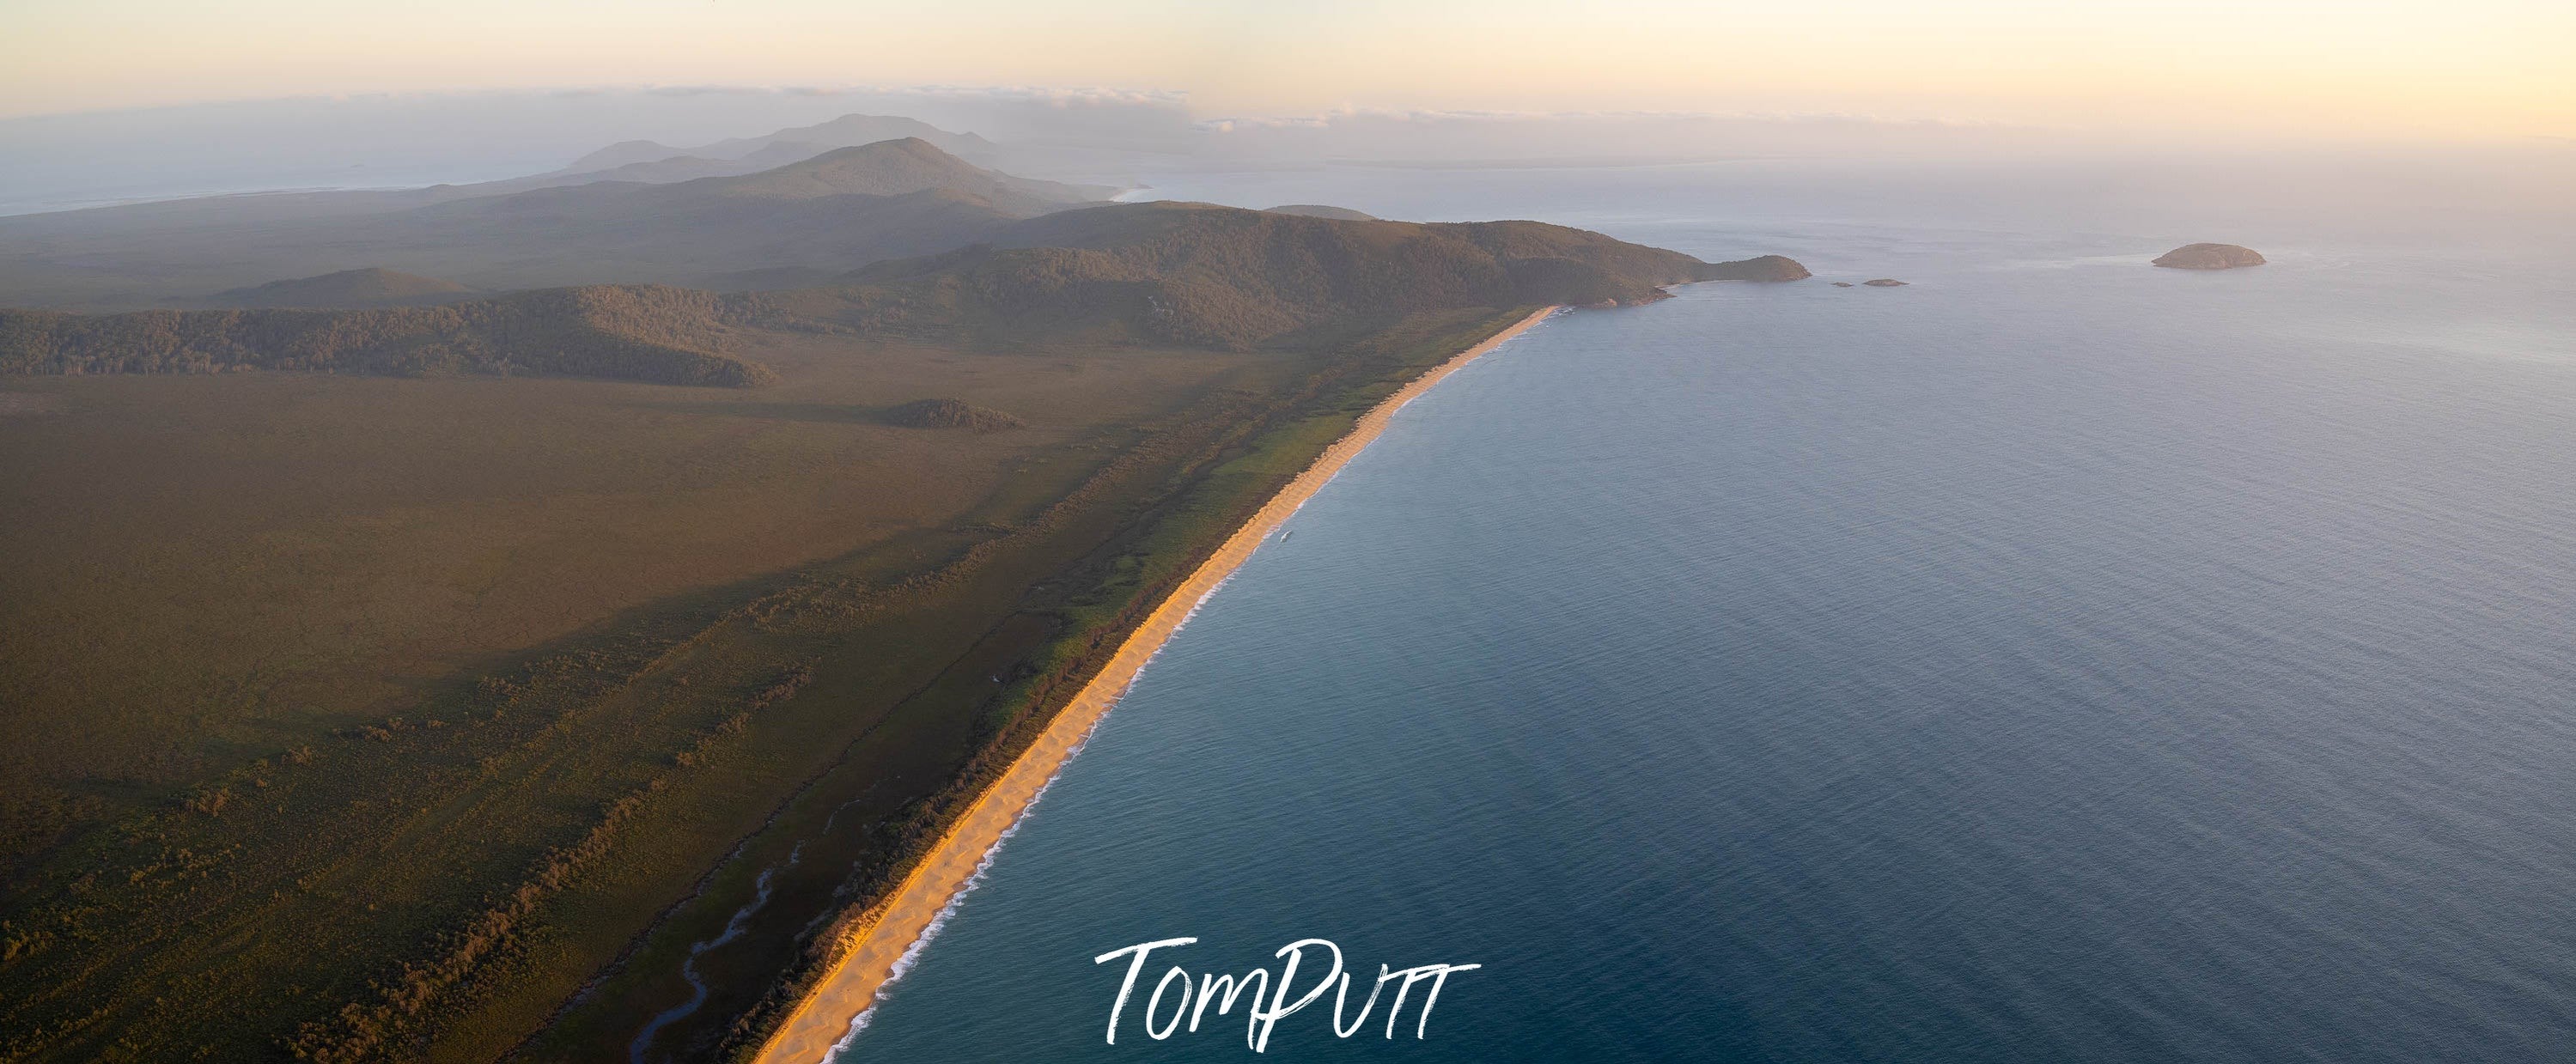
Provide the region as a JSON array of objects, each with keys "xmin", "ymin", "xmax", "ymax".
[
  {"xmin": 0, "ymin": 322, "xmax": 1243, "ymax": 1060},
  {"xmin": 0, "ymin": 304, "xmax": 1533, "ymax": 1062}
]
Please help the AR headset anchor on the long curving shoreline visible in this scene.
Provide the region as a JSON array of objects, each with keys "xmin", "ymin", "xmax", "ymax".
[{"xmin": 749, "ymin": 306, "xmax": 1562, "ymax": 1064}]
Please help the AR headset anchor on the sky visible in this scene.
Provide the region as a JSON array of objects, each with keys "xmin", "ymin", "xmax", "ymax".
[{"xmin": 3, "ymin": 0, "xmax": 2571, "ymax": 141}]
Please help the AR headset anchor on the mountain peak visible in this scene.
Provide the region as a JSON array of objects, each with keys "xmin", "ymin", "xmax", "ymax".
[
  {"xmin": 789, "ymin": 114, "xmax": 995, "ymax": 149},
  {"xmin": 706, "ymin": 139, "xmax": 984, "ymax": 198},
  {"xmin": 554, "ymin": 115, "xmax": 990, "ymax": 179},
  {"xmin": 703, "ymin": 138, "xmax": 1111, "ymax": 211},
  {"xmin": 561, "ymin": 139, "xmax": 691, "ymax": 173}
]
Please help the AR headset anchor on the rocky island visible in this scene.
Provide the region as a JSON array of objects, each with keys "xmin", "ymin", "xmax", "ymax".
[
  {"xmin": 2153, "ymin": 243, "xmax": 2266, "ymax": 270},
  {"xmin": 1862, "ymin": 278, "xmax": 1908, "ymax": 287}
]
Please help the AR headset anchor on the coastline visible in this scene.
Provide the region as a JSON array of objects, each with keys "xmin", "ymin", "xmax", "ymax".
[{"xmin": 748, "ymin": 305, "xmax": 1562, "ymax": 1064}]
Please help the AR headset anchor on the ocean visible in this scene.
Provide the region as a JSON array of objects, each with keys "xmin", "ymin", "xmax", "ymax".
[{"xmin": 829, "ymin": 155, "xmax": 2576, "ymax": 1061}]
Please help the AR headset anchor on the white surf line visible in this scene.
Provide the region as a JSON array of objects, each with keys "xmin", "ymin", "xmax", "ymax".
[{"xmin": 820, "ymin": 578, "xmax": 1237, "ymax": 1060}]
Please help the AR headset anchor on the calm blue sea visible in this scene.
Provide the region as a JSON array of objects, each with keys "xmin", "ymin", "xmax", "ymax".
[{"xmin": 834, "ymin": 157, "xmax": 2576, "ymax": 1062}]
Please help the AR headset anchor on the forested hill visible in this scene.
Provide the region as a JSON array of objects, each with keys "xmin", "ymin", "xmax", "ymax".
[
  {"xmin": 2, "ymin": 203, "xmax": 1808, "ymax": 385},
  {"xmin": 770, "ymin": 202, "xmax": 1812, "ymax": 349}
]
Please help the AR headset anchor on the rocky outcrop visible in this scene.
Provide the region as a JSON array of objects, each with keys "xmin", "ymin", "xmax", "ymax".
[
  {"xmin": 2153, "ymin": 243, "xmax": 2266, "ymax": 270},
  {"xmin": 1862, "ymin": 278, "xmax": 1907, "ymax": 287}
]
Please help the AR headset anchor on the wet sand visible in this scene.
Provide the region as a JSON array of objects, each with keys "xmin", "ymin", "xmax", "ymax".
[{"xmin": 751, "ymin": 306, "xmax": 1562, "ymax": 1064}]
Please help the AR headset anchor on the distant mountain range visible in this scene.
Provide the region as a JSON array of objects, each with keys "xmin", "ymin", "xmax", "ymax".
[
  {"xmin": 4, "ymin": 200, "xmax": 1810, "ymax": 382},
  {"xmin": 420, "ymin": 114, "xmax": 1020, "ymax": 198},
  {"xmin": 557, "ymin": 113, "xmax": 997, "ymax": 175},
  {"xmin": 0, "ymin": 137, "xmax": 1121, "ymax": 308}
]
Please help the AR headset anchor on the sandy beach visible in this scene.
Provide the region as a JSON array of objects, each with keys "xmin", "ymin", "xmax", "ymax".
[{"xmin": 749, "ymin": 305, "xmax": 1562, "ymax": 1064}]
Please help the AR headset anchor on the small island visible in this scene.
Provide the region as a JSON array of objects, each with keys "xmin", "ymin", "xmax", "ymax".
[
  {"xmin": 1862, "ymin": 278, "xmax": 1908, "ymax": 287},
  {"xmin": 2153, "ymin": 243, "xmax": 2266, "ymax": 270}
]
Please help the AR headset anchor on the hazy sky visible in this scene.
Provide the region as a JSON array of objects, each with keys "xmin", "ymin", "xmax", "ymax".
[{"xmin": 5, "ymin": 0, "xmax": 2570, "ymax": 140}]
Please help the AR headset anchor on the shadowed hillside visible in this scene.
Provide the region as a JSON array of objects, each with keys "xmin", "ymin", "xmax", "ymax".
[
  {"xmin": 213, "ymin": 267, "xmax": 475, "ymax": 308},
  {"xmin": 1, "ymin": 284, "xmax": 775, "ymax": 386}
]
